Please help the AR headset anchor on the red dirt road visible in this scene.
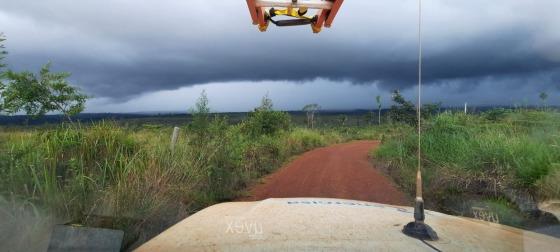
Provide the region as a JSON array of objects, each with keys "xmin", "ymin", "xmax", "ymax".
[{"xmin": 245, "ymin": 140, "xmax": 408, "ymax": 206}]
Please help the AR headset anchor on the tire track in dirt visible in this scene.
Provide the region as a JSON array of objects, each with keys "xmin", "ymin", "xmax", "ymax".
[{"xmin": 244, "ymin": 140, "xmax": 409, "ymax": 206}]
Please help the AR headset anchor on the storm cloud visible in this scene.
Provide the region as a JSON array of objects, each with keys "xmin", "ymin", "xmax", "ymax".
[{"xmin": 1, "ymin": 0, "xmax": 559, "ymax": 107}]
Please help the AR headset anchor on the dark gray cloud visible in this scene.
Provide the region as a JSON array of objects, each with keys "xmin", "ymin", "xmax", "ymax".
[{"xmin": 1, "ymin": 0, "xmax": 559, "ymax": 103}]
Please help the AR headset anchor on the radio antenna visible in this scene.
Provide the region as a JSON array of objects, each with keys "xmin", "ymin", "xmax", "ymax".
[{"xmin": 403, "ymin": 0, "xmax": 438, "ymax": 241}]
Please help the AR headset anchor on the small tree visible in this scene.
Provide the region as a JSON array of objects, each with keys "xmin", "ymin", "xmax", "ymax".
[
  {"xmin": 539, "ymin": 91, "xmax": 548, "ymax": 110},
  {"xmin": 188, "ymin": 90, "xmax": 229, "ymax": 145},
  {"xmin": 388, "ymin": 90, "xmax": 416, "ymax": 126},
  {"xmin": 302, "ymin": 103, "xmax": 320, "ymax": 129},
  {"xmin": 375, "ymin": 95, "xmax": 382, "ymax": 125},
  {"xmin": 2, "ymin": 62, "xmax": 87, "ymax": 122},
  {"xmin": 190, "ymin": 89, "xmax": 211, "ymax": 134},
  {"xmin": 244, "ymin": 94, "xmax": 290, "ymax": 136}
]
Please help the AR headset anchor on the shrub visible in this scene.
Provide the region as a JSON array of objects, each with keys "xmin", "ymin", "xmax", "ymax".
[
  {"xmin": 285, "ymin": 128, "xmax": 328, "ymax": 154},
  {"xmin": 243, "ymin": 95, "xmax": 290, "ymax": 137}
]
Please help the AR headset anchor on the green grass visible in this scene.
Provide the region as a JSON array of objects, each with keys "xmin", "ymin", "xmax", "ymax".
[
  {"xmin": 4, "ymin": 109, "xmax": 557, "ymax": 247},
  {"xmin": 374, "ymin": 110, "xmax": 560, "ymax": 218},
  {"xmin": 0, "ymin": 120, "xmax": 381, "ymax": 249}
]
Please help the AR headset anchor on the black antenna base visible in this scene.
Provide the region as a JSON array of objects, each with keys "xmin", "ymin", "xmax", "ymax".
[
  {"xmin": 403, "ymin": 197, "xmax": 438, "ymax": 240},
  {"xmin": 403, "ymin": 221, "xmax": 438, "ymax": 241}
]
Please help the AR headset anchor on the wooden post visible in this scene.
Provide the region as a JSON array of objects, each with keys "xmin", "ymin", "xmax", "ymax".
[{"xmin": 170, "ymin": 127, "xmax": 180, "ymax": 152}]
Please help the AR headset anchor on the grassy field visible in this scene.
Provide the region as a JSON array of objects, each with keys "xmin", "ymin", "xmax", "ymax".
[
  {"xmin": 0, "ymin": 114, "xmax": 384, "ymax": 250},
  {"xmin": 374, "ymin": 109, "xmax": 560, "ymax": 228},
  {"xmin": 1, "ymin": 108, "xmax": 559, "ymax": 250}
]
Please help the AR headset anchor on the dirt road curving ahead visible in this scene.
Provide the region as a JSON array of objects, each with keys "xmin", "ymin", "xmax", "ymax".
[{"xmin": 244, "ymin": 140, "xmax": 409, "ymax": 206}]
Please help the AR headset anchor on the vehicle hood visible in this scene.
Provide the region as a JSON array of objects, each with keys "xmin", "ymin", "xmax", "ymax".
[{"xmin": 136, "ymin": 198, "xmax": 560, "ymax": 251}]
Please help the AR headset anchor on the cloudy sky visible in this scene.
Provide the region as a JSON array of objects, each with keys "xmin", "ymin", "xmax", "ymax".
[{"xmin": 1, "ymin": 0, "xmax": 559, "ymax": 112}]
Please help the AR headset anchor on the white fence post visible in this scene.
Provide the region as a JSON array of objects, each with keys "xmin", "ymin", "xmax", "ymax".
[{"xmin": 170, "ymin": 127, "xmax": 180, "ymax": 152}]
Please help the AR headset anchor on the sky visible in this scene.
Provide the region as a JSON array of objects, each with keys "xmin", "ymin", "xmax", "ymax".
[{"xmin": 1, "ymin": 0, "xmax": 559, "ymax": 112}]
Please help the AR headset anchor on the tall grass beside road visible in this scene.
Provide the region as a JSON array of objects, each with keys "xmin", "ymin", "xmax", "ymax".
[
  {"xmin": 0, "ymin": 120, "xmax": 379, "ymax": 250},
  {"xmin": 375, "ymin": 110, "xmax": 560, "ymax": 228}
]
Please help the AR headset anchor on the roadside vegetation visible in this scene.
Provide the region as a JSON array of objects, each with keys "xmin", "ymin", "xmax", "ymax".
[
  {"xmin": 375, "ymin": 108, "xmax": 560, "ymax": 228},
  {"xmin": 0, "ymin": 91, "xmax": 380, "ymax": 250}
]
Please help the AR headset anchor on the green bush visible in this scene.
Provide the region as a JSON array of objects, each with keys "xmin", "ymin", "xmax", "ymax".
[
  {"xmin": 243, "ymin": 110, "xmax": 291, "ymax": 137},
  {"xmin": 243, "ymin": 95, "xmax": 291, "ymax": 137}
]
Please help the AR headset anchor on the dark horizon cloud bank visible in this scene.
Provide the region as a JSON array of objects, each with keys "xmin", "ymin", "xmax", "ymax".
[{"xmin": 1, "ymin": 0, "xmax": 559, "ymax": 112}]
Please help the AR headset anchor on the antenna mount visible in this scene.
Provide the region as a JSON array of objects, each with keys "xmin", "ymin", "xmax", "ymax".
[{"xmin": 402, "ymin": 197, "xmax": 438, "ymax": 240}]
